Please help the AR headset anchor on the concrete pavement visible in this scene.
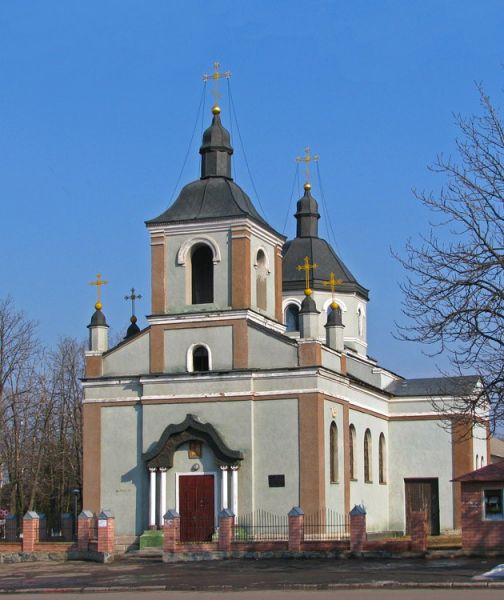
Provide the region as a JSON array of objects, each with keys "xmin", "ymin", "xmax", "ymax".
[{"xmin": 0, "ymin": 555, "xmax": 504, "ymax": 593}]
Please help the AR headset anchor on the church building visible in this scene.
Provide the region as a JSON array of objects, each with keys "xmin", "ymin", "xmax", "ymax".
[{"xmin": 82, "ymin": 97, "xmax": 489, "ymax": 545}]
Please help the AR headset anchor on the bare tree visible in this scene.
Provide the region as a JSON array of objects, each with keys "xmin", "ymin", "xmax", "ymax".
[
  {"xmin": 0, "ymin": 298, "xmax": 84, "ymax": 520},
  {"xmin": 396, "ymin": 84, "xmax": 504, "ymax": 431}
]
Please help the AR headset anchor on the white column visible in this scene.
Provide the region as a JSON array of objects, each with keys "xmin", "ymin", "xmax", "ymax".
[
  {"xmin": 220, "ymin": 466, "xmax": 229, "ymax": 510},
  {"xmin": 231, "ymin": 465, "xmax": 239, "ymax": 517},
  {"xmin": 149, "ymin": 468, "xmax": 157, "ymax": 529},
  {"xmin": 159, "ymin": 468, "xmax": 167, "ymax": 526}
]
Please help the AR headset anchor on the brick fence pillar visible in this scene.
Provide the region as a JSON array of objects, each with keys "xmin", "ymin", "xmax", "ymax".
[
  {"xmin": 97, "ymin": 510, "xmax": 115, "ymax": 554},
  {"xmin": 22, "ymin": 511, "xmax": 39, "ymax": 553},
  {"xmin": 349, "ymin": 505, "xmax": 367, "ymax": 553},
  {"xmin": 163, "ymin": 509, "xmax": 180, "ymax": 553},
  {"xmin": 410, "ymin": 511, "xmax": 428, "ymax": 553},
  {"xmin": 218, "ymin": 509, "xmax": 235, "ymax": 552},
  {"xmin": 77, "ymin": 510, "xmax": 94, "ymax": 551},
  {"xmin": 288, "ymin": 506, "xmax": 304, "ymax": 552},
  {"xmin": 5, "ymin": 514, "xmax": 17, "ymax": 542}
]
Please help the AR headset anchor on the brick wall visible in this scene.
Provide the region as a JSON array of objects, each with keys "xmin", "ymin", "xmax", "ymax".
[{"xmin": 461, "ymin": 481, "xmax": 504, "ymax": 553}]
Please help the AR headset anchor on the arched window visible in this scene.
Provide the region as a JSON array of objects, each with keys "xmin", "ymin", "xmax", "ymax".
[
  {"xmin": 330, "ymin": 422, "xmax": 338, "ymax": 483},
  {"xmin": 364, "ymin": 429, "xmax": 372, "ymax": 483},
  {"xmin": 349, "ymin": 425, "xmax": 357, "ymax": 480},
  {"xmin": 481, "ymin": 455, "xmax": 485, "ymax": 468},
  {"xmin": 475, "ymin": 454, "xmax": 479, "ymax": 469},
  {"xmin": 256, "ymin": 250, "xmax": 268, "ymax": 311},
  {"xmin": 192, "ymin": 345, "xmax": 209, "ymax": 372},
  {"xmin": 285, "ymin": 304, "xmax": 300, "ymax": 332},
  {"xmin": 191, "ymin": 244, "xmax": 214, "ymax": 304},
  {"xmin": 379, "ymin": 433, "xmax": 386, "ymax": 484}
]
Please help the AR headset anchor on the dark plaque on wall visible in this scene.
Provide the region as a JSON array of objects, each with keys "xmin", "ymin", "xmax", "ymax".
[{"xmin": 268, "ymin": 474, "xmax": 285, "ymax": 488}]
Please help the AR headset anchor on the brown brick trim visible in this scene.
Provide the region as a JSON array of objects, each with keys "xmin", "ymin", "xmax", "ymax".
[
  {"xmin": 298, "ymin": 341, "xmax": 322, "ymax": 367},
  {"xmin": 82, "ymin": 404, "xmax": 101, "ymax": 514},
  {"xmin": 451, "ymin": 418, "xmax": 474, "ymax": 529},
  {"xmin": 274, "ymin": 245, "xmax": 283, "ymax": 323},
  {"xmin": 150, "ymin": 324, "xmax": 164, "ymax": 374},
  {"xmin": 231, "ymin": 231, "xmax": 251, "ymax": 309},
  {"xmin": 299, "ymin": 393, "xmax": 325, "ymax": 515},
  {"xmin": 85, "ymin": 355, "xmax": 102, "ymax": 378},
  {"xmin": 151, "ymin": 235, "xmax": 166, "ymax": 314},
  {"xmin": 232, "ymin": 320, "xmax": 248, "ymax": 369}
]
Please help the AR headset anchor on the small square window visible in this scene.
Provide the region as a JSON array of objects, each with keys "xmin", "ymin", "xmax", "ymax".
[
  {"xmin": 188, "ymin": 441, "xmax": 202, "ymax": 459},
  {"xmin": 484, "ymin": 489, "xmax": 503, "ymax": 519}
]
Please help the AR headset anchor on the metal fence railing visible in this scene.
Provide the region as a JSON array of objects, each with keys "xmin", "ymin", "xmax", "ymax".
[
  {"xmin": 304, "ymin": 509, "xmax": 349, "ymax": 540},
  {"xmin": 234, "ymin": 510, "xmax": 289, "ymax": 541}
]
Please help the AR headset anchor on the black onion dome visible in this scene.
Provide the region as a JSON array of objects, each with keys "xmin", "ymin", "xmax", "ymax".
[
  {"xmin": 125, "ymin": 321, "xmax": 140, "ymax": 339},
  {"xmin": 283, "ymin": 185, "xmax": 368, "ymax": 301},
  {"xmin": 283, "ymin": 236, "xmax": 369, "ymax": 300},
  {"xmin": 295, "ymin": 187, "xmax": 320, "ymax": 238},
  {"xmin": 326, "ymin": 306, "xmax": 343, "ymax": 326},
  {"xmin": 146, "ymin": 108, "xmax": 283, "ymax": 239},
  {"xmin": 300, "ymin": 294, "xmax": 319, "ymax": 314},
  {"xmin": 200, "ymin": 112, "xmax": 233, "ymax": 156},
  {"xmin": 88, "ymin": 308, "xmax": 108, "ymax": 327}
]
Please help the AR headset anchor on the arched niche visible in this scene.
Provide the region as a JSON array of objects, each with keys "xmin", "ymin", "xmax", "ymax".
[{"xmin": 143, "ymin": 414, "xmax": 243, "ymax": 469}]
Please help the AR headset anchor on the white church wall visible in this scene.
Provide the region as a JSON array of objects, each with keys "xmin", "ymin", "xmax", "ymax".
[
  {"xmin": 324, "ymin": 400, "xmax": 345, "ymax": 514},
  {"xmin": 252, "ymin": 399, "xmax": 299, "ymax": 515},
  {"xmin": 473, "ymin": 422, "xmax": 488, "ymax": 469},
  {"xmin": 101, "ymin": 405, "xmax": 144, "ymax": 536},
  {"xmin": 102, "ymin": 333, "xmax": 150, "ymax": 377},
  {"xmin": 164, "ymin": 326, "xmax": 233, "ymax": 373},
  {"xmin": 348, "ymin": 409, "xmax": 389, "ymax": 532},
  {"xmin": 84, "ymin": 381, "xmax": 142, "ymax": 402},
  {"xmin": 141, "ymin": 374, "xmax": 253, "ymax": 400},
  {"xmin": 142, "ymin": 401, "xmax": 255, "ymax": 516},
  {"xmin": 250, "ymin": 236, "xmax": 278, "ymax": 321},
  {"xmin": 319, "ymin": 377, "xmax": 389, "ymax": 417},
  {"xmin": 166, "ymin": 229, "xmax": 231, "ymax": 313},
  {"xmin": 248, "ymin": 326, "xmax": 298, "ymax": 369},
  {"xmin": 388, "ymin": 419, "xmax": 454, "ymax": 532}
]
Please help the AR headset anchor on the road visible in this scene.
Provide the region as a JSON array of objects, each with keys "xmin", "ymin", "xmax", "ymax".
[{"xmin": 1, "ymin": 592, "xmax": 504, "ymax": 600}]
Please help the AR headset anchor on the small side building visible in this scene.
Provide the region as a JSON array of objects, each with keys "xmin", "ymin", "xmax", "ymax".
[{"xmin": 454, "ymin": 461, "xmax": 504, "ymax": 555}]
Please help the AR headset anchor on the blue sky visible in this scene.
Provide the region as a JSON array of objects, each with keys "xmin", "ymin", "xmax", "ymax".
[{"xmin": 0, "ymin": 1, "xmax": 502, "ymax": 377}]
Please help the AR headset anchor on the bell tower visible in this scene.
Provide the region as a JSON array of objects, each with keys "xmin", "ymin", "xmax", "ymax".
[{"xmin": 146, "ymin": 71, "xmax": 285, "ymax": 323}]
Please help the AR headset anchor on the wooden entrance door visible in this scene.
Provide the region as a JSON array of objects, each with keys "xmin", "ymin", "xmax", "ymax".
[
  {"xmin": 404, "ymin": 478, "xmax": 440, "ymax": 535},
  {"xmin": 179, "ymin": 475, "xmax": 215, "ymax": 542}
]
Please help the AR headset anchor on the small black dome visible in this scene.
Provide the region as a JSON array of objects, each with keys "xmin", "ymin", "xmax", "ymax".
[
  {"xmin": 89, "ymin": 308, "xmax": 107, "ymax": 327},
  {"xmin": 200, "ymin": 112, "xmax": 233, "ymax": 154},
  {"xmin": 300, "ymin": 295, "xmax": 319, "ymax": 314},
  {"xmin": 125, "ymin": 321, "xmax": 140, "ymax": 339},
  {"xmin": 326, "ymin": 306, "xmax": 343, "ymax": 326}
]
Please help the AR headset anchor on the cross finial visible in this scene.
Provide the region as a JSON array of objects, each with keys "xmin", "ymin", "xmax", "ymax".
[
  {"xmin": 124, "ymin": 287, "xmax": 142, "ymax": 322},
  {"xmin": 296, "ymin": 256, "xmax": 319, "ymax": 296},
  {"xmin": 89, "ymin": 273, "xmax": 109, "ymax": 310},
  {"xmin": 296, "ymin": 146, "xmax": 319, "ymax": 190},
  {"xmin": 323, "ymin": 272, "xmax": 343, "ymax": 309},
  {"xmin": 202, "ymin": 61, "xmax": 232, "ymax": 113}
]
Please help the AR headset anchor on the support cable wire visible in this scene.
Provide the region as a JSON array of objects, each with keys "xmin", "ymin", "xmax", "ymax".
[
  {"xmin": 282, "ymin": 163, "xmax": 300, "ymax": 235},
  {"xmin": 227, "ymin": 80, "xmax": 268, "ymax": 220},
  {"xmin": 226, "ymin": 80, "xmax": 234, "ymax": 180},
  {"xmin": 168, "ymin": 83, "xmax": 206, "ymax": 204},
  {"xmin": 315, "ymin": 161, "xmax": 341, "ymax": 255}
]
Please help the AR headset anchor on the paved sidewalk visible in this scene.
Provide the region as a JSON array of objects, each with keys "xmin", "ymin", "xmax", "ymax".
[{"xmin": 0, "ymin": 555, "xmax": 503, "ymax": 593}]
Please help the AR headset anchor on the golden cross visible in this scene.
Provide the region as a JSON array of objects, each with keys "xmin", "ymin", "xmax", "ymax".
[
  {"xmin": 296, "ymin": 256, "xmax": 319, "ymax": 296},
  {"xmin": 323, "ymin": 272, "xmax": 343, "ymax": 308},
  {"xmin": 89, "ymin": 273, "xmax": 109, "ymax": 310},
  {"xmin": 295, "ymin": 146, "xmax": 319, "ymax": 187},
  {"xmin": 202, "ymin": 61, "xmax": 232, "ymax": 109}
]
